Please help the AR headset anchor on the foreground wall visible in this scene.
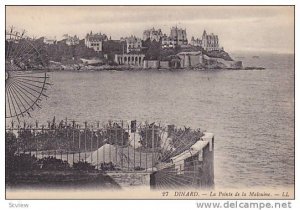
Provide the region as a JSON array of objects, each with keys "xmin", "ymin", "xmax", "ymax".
[{"xmin": 150, "ymin": 133, "xmax": 214, "ymax": 189}]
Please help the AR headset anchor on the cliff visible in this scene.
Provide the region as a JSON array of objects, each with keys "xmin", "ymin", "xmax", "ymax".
[
  {"xmin": 203, "ymin": 50, "xmax": 233, "ymax": 61},
  {"xmin": 202, "ymin": 55, "xmax": 243, "ymax": 69}
]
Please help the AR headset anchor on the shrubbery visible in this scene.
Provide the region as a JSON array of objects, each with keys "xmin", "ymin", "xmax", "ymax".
[
  {"xmin": 100, "ymin": 162, "xmax": 116, "ymax": 171},
  {"xmin": 73, "ymin": 161, "xmax": 95, "ymax": 171},
  {"xmin": 38, "ymin": 157, "xmax": 70, "ymax": 170}
]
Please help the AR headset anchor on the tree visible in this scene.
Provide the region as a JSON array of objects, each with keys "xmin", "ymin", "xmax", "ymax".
[{"xmin": 144, "ymin": 40, "xmax": 161, "ymax": 60}]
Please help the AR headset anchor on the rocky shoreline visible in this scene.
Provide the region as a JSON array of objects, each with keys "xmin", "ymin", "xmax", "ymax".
[
  {"xmin": 47, "ymin": 64, "xmax": 265, "ymax": 72},
  {"xmin": 47, "ymin": 52, "xmax": 265, "ymax": 72}
]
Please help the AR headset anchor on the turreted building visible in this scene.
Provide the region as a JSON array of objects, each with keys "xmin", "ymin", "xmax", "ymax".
[
  {"xmin": 63, "ymin": 34, "xmax": 80, "ymax": 46},
  {"xmin": 121, "ymin": 35, "xmax": 142, "ymax": 53},
  {"xmin": 143, "ymin": 28, "xmax": 163, "ymax": 42},
  {"xmin": 191, "ymin": 30, "xmax": 223, "ymax": 51},
  {"xmin": 170, "ymin": 26, "xmax": 188, "ymax": 46},
  {"xmin": 162, "ymin": 26, "xmax": 188, "ymax": 48},
  {"xmin": 201, "ymin": 30, "xmax": 220, "ymax": 51},
  {"xmin": 85, "ymin": 31, "xmax": 108, "ymax": 52},
  {"xmin": 190, "ymin": 37, "xmax": 202, "ymax": 47}
]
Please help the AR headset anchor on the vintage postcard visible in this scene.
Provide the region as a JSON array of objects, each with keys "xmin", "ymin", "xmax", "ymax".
[{"xmin": 4, "ymin": 5, "xmax": 294, "ymax": 200}]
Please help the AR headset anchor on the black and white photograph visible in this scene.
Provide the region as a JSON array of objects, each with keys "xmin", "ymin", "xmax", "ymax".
[{"xmin": 4, "ymin": 5, "xmax": 295, "ymax": 200}]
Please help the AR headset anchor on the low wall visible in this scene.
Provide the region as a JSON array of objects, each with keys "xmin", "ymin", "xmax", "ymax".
[
  {"xmin": 143, "ymin": 60, "xmax": 160, "ymax": 69},
  {"xmin": 160, "ymin": 61, "xmax": 170, "ymax": 69},
  {"xmin": 143, "ymin": 60, "xmax": 170, "ymax": 69},
  {"xmin": 150, "ymin": 132, "xmax": 214, "ymax": 189}
]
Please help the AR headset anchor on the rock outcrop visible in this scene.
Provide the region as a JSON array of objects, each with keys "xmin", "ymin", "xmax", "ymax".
[{"xmin": 203, "ymin": 55, "xmax": 243, "ymax": 69}]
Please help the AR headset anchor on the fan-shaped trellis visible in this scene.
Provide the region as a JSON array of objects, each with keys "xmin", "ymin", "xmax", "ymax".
[{"xmin": 5, "ymin": 27, "xmax": 51, "ymax": 123}]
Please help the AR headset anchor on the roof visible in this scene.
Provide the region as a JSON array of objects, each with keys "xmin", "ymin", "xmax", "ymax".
[{"xmin": 86, "ymin": 33, "xmax": 108, "ymax": 42}]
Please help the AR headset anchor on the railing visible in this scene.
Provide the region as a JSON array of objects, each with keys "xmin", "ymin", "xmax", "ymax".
[{"xmin": 6, "ymin": 119, "xmax": 204, "ymax": 174}]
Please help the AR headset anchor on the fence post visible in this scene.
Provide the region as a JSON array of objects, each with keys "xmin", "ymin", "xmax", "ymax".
[
  {"xmin": 84, "ymin": 121, "xmax": 87, "ymax": 161},
  {"xmin": 54, "ymin": 126, "xmax": 57, "ymax": 159},
  {"xmin": 103, "ymin": 132, "xmax": 105, "ymax": 163},
  {"xmin": 115, "ymin": 126, "xmax": 118, "ymax": 165},
  {"xmin": 72, "ymin": 121, "xmax": 75, "ymax": 149},
  {"xmin": 140, "ymin": 124, "xmax": 142, "ymax": 169},
  {"xmin": 152, "ymin": 125, "xmax": 155, "ymax": 172},
  {"xmin": 65, "ymin": 117, "xmax": 68, "ymax": 138},
  {"xmin": 145, "ymin": 125, "xmax": 148, "ymax": 171},
  {"xmin": 35, "ymin": 123, "xmax": 38, "ymax": 158},
  {"xmin": 11, "ymin": 120, "xmax": 14, "ymax": 132},
  {"xmin": 109, "ymin": 125, "xmax": 112, "ymax": 163},
  {"xmin": 78, "ymin": 126, "xmax": 81, "ymax": 151},
  {"xmin": 127, "ymin": 124, "xmax": 130, "ymax": 171},
  {"xmin": 97, "ymin": 122, "xmax": 100, "ymax": 170},
  {"xmin": 91, "ymin": 127, "xmax": 93, "ymax": 163},
  {"xmin": 121, "ymin": 121, "xmax": 124, "ymax": 169},
  {"xmin": 133, "ymin": 129, "xmax": 135, "ymax": 170},
  {"xmin": 155, "ymin": 127, "xmax": 159, "ymax": 165},
  {"xmin": 97, "ymin": 132, "xmax": 99, "ymax": 170}
]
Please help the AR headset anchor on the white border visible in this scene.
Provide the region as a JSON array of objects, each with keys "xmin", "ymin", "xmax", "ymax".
[{"xmin": 0, "ymin": 1, "xmax": 298, "ymax": 210}]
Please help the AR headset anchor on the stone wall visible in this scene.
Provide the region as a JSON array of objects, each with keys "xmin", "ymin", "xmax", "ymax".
[
  {"xmin": 177, "ymin": 52, "xmax": 203, "ymax": 68},
  {"xmin": 150, "ymin": 133, "xmax": 214, "ymax": 189},
  {"xmin": 143, "ymin": 60, "xmax": 160, "ymax": 69},
  {"xmin": 160, "ymin": 61, "xmax": 170, "ymax": 69}
]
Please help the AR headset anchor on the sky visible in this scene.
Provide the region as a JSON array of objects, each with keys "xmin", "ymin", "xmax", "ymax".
[{"xmin": 6, "ymin": 6, "xmax": 294, "ymax": 54}]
